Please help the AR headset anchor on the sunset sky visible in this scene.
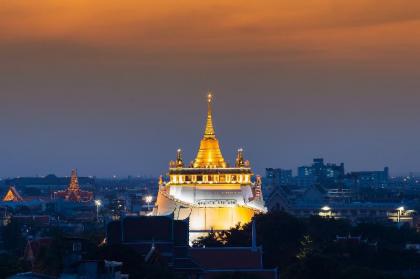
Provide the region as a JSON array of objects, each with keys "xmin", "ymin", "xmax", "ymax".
[{"xmin": 1, "ymin": 1, "xmax": 420, "ymax": 177}]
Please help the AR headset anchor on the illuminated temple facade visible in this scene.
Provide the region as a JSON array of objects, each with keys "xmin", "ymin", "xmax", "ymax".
[{"xmin": 154, "ymin": 93, "xmax": 266, "ymax": 233}]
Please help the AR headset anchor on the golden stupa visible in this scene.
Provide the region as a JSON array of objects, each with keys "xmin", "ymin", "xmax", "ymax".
[
  {"xmin": 154, "ymin": 92, "xmax": 266, "ymax": 236},
  {"xmin": 193, "ymin": 93, "xmax": 227, "ymax": 169}
]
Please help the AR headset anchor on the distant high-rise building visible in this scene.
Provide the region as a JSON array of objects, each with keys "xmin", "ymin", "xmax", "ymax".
[
  {"xmin": 264, "ymin": 168, "xmax": 293, "ymax": 194},
  {"xmin": 345, "ymin": 167, "xmax": 389, "ymax": 188},
  {"xmin": 265, "ymin": 168, "xmax": 293, "ymax": 186},
  {"xmin": 297, "ymin": 158, "xmax": 344, "ymax": 188},
  {"xmin": 109, "ymin": 198, "xmax": 126, "ymax": 217}
]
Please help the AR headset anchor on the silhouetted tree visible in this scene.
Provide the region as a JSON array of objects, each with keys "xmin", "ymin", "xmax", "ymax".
[
  {"xmin": 194, "ymin": 211, "xmax": 420, "ymax": 279},
  {"xmin": 2, "ymin": 219, "xmax": 26, "ymax": 254}
]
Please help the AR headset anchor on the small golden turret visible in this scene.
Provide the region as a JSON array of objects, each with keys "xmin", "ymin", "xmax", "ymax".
[
  {"xmin": 235, "ymin": 148, "xmax": 245, "ymax": 167},
  {"xmin": 176, "ymin": 148, "xmax": 184, "ymax": 167}
]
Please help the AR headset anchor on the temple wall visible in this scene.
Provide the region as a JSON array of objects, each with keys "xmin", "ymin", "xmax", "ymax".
[
  {"xmin": 155, "ymin": 190, "xmax": 256, "ymax": 231},
  {"xmin": 188, "ymin": 206, "xmax": 255, "ymax": 231},
  {"xmin": 169, "ymin": 185, "xmax": 247, "ymax": 205},
  {"xmin": 155, "ymin": 190, "xmax": 177, "ymax": 215}
]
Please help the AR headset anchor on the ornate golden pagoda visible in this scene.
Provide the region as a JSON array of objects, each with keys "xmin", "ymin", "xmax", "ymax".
[
  {"xmin": 155, "ymin": 92, "xmax": 266, "ymax": 236},
  {"xmin": 54, "ymin": 169, "xmax": 94, "ymax": 202}
]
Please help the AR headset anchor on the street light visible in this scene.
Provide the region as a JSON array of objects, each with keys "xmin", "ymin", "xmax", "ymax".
[
  {"xmin": 145, "ymin": 195, "xmax": 153, "ymax": 212},
  {"xmin": 95, "ymin": 200, "xmax": 102, "ymax": 222},
  {"xmin": 320, "ymin": 206, "xmax": 332, "ymax": 218},
  {"xmin": 396, "ymin": 206, "xmax": 404, "ymax": 223},
  {"xmin": 321, "ymin": 206, "xmax": 331, "ymax": 211}
]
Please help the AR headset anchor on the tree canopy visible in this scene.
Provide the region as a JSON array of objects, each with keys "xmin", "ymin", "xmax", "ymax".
[{"xmin": 194, "ymin": 211, "xmax": 420, "ymax": 279}]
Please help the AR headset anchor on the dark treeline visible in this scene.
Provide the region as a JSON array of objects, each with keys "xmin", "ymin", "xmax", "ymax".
[
  {"xmin": 2, "ymin": 212, "xmax": 419, "ymax": 278},
  {"xmin": 193, "ymin": 212, "xmax": 420, "ymax": 279}
]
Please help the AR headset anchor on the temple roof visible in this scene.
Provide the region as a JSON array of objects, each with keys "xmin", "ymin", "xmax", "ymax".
[
  {"xmin": 3, "ymin": 186, "xmax": 24, "ymax": 202},
  {"xmin": 192, "ymin": 93, "xmax": 227, "ymax": 168}
]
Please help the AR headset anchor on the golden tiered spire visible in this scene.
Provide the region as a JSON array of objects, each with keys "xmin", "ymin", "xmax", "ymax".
[
  {"xmin": 193, "ymin": 92, "xmax": 227, "ymax": 168},
  {"xmin": 68, "ymin": 169, "xmax": 80, "ymax": 191}
]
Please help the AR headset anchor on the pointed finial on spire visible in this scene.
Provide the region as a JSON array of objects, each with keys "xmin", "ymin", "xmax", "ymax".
[
  {"xmin": 204, "ymin": 91, "xmax": 215, "ymax": 137},
  {"xmin": 207, "ymin": 90, "xmax": 213, "ymax": 119}
]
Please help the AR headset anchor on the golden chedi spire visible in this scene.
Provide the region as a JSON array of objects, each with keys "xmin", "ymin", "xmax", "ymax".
[
  {"xmin": 68, "ymin": 169, "xmax": 80, "ymax": 191},
  {"xmin": 193, "ymin": 91, "xmax": 227, "ymax": 168}
]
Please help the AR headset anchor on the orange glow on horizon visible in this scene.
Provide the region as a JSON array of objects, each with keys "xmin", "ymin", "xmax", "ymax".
[{"xmin": 1, "ymin": 0, "xmax": 420, "ymax": 68}]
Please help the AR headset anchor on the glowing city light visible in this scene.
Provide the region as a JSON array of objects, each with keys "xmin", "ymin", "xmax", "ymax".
[
  {"xmin": 321, "ymin": 206, "xmax": 331, "ymax": 211},
  {"xmin": 145, "ymin": 196, "xmax": 153, "ymax": 204}
]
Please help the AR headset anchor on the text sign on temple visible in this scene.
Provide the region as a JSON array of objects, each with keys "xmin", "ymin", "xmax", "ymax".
[{"xmin": 197, "ymin": 199, "xmax": 237, "ymax": 207}]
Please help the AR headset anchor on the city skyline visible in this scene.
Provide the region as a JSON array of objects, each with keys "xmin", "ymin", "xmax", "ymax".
[
  {"xmin": 1, "ymin": 1, "xmax": 420, "ymax": 177},
  {"xmin": 0, "ymin": 3, "xmax": 419, "ymax": 279}
]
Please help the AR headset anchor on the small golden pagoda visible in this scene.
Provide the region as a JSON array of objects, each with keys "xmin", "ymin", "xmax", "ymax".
[
  {"xmin": 54, "ymin": 169, "xmax": 94, "ymax": 202},
  {"xmin": 154, "ymin": 92, "xmax": 266, "ymax": 236}
]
